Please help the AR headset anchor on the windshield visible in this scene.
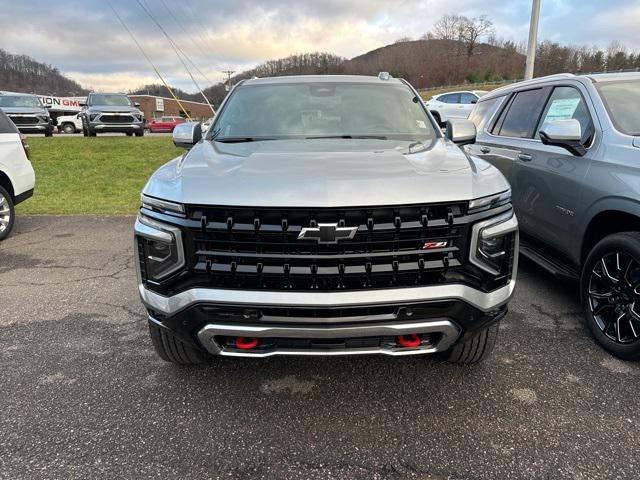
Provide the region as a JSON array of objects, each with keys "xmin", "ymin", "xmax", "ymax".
[
  {"xmin": 597, "ymin": 80, "xmax": 640, "ymax": 135},
  {"xmin": 0, "ymin": 95, "xmax": 42, "ymax": 108},
  {"xmin": 89, "ymin": 94, "xmax": 132, "ymax": 107},
  {"xmin": 212, "ymin": 82, "xmax": 436, "ymax": 141}
]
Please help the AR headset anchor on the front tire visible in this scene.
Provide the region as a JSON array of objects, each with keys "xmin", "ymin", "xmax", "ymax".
[
  {"xmin": 45, "ymin": 127, "xmax": 53, "ymax": 137},
  {"xmin": 135, "ymin": 130, "xmax": 144, "ymax": 137},
  {"xmin": 0, "ymin": 186, "xmax": 15, "ymax": 241},
  {"xmin": 61, "ymin": 123, "xmax": 76, "ymax": 134},
  {"xmin": 148, "ymin": 322, "xmax": 208, "ymax": 365},
  {"xmin": 581, "ymin": 232, "xmax": 640, "ymax": 360},
  {"xmin": 445, "ymin": 322, "xmax": 499, "ymax": 364}
]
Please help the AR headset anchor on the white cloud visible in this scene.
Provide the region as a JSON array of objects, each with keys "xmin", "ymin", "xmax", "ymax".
[{"xmin": 0, "ymin": 0, "xmax": 638, "ymax": 93}]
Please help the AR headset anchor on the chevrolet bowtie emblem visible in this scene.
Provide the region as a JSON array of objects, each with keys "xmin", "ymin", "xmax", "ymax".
[{"xmin": 297, "ymin": 223, "xmax": 358, "ymax": 244}]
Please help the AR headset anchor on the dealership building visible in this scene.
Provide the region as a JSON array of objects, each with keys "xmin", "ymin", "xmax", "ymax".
[{"xmin": 128, "ymin": 95, "xmax": 214, "ymax": 120}]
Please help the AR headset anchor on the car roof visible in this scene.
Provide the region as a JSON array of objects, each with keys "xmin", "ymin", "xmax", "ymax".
[
  {"xmin": 240, "ymin": 75, "xmax": 405, "ymax": 86},
  {"xmin": 480, "ymin": 72, "xmax": 640, "ymax": 102},
  {"xmin": 585, "ymin": 72, "xmax": 640, "ymax": 83}
]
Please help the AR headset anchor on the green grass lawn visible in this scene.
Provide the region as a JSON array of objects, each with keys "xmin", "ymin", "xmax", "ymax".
[{"xmin": 17, "ymin": 136, "xmax": 183, "ymax": 215}]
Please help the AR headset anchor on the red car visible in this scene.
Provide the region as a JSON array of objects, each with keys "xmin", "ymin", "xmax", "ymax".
[{"xmin": 147, "ymin": 116, "xmax": 185, "ymax": 133}]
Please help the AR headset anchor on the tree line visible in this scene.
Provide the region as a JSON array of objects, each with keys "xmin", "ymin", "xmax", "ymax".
[{"xmin": 0, "ymin": 48, "xmax": 88, "ymax": 96}]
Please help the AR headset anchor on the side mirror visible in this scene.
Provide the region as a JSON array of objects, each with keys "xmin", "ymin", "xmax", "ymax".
[
  {"xmin": 173, "ymin": 121, "xmax": 202, "ymax": 148},
  {"xmin": 44, "ymin": 105, "xmax": 53, "ymax": 109},
  {"xmin": 134, "ymin": 102, "xmax": 141, "ymax": 108},
  {"xmin": 446, "ymin": 119, "xmax": 476, "ymax": 145},
  {"xmin": 539, "ymin": 119, "xmax": 585, "ymax": 156},
  {"xmin": 470, "ymin": 99, "xmax": 478, "ymax": 104},
  {"xmin": 80, "ymin": 102, "xmax": 87, "ymax": 107}
]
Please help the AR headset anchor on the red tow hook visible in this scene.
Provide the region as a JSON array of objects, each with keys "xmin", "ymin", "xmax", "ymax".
[
  {"xmin": 396, "ymin": 334, "xmax": 421, "ymax": 348},
  {"xmin": 235, "ymin": 337, "xmax": 259, "ymax": 350}
]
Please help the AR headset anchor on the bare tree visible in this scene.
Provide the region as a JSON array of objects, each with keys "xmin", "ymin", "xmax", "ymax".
[
  {"xmin": 432, "ymin": 14, "xmax": 464, "ymax": 41},
  {"xmin": 459, "ymin": 16, "xmax": 495, "ymax": 57}
]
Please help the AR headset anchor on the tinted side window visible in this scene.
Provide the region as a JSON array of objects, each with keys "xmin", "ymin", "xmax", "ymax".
[
  {"xmin": 459, "ymin": 93, "xmax": 477, "ymax": 104},
  {"xmin": 442, "ymin": 93, "xmax": 461, "ymax": 104},
  {"xmin": 535, "ymin": 86, "xmax": 593, "ymax": 143},
  {"xmin": 469, "ymin": 96, "xmax": 506, "ymax": 133},
  {"xmin": 494, "ymin": 88, "xmax": 548, "ymax": 138}
]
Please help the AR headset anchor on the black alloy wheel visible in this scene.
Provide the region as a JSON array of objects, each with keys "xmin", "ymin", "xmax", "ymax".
[{"xmin": 587, "ymin": 251, "xmax": 640, "ymax": 344}]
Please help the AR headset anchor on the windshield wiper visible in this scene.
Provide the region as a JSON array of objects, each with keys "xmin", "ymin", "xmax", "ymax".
[
  {"xmin": 214, "ymin": 136, "xmax": 280, "ymax": 143},
  {"xmin": 305, "ymin": 135, "xmax": 388, "ymax": 140}
]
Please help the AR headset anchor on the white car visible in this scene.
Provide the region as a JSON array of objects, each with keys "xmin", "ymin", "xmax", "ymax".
[
  {"xmin": 0, "ymin": 109, "xmax": 35, "ymax": 240},
  {"xmin": 424, "ymin": 90, "xmax": 488, "ymax": 125},
  {"xmin": 56, "ymin": 114, "xmax": 83, "ymax": 134}
]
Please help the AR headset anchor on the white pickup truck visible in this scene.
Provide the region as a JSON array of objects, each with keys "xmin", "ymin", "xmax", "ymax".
[{"xmin": 56, "ymin": 114, "xmax": 83, "ymax": 134}]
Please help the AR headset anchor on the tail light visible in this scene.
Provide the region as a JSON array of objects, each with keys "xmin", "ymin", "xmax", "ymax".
[{"xmin": 20, "ymin": 134, "xmax": 30, "ymax": 160}]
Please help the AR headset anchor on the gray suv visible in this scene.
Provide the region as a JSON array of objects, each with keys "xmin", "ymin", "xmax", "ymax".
[
  {"xmin": 80, "ymin": 93, "xmax": 144, "ymax": 137},
  {"xmin": 0, "ymin": 93, "xmax": 53, "ymax": 136},
  {"xmin": 468, "ymin": 72, "xmax": 640, "ymax": 360},
  {"xmin": 134, "ymin": 74, "xmax": 518, "ymax": 365}
]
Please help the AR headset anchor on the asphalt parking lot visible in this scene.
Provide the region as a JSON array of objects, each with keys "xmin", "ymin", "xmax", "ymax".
[{"xmin": 2, "ymin": 216, "xmax": 639, "ymax": 480}]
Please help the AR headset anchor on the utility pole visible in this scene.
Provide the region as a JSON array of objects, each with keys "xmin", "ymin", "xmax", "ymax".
[
  {"xmin": 524, "ymin": 0, "xmax": 541, "ymax": 80},
  {"xmin": 222, "ymin": 70, "xmax": 235, "ymax": 91}
]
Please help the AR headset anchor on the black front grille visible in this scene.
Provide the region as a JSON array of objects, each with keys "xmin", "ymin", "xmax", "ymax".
[
  {"xmin": 182, "ymin": 203, "xmax": 470, "ymax": 291},
  {"xmin": 9, "ymin": 116, "xmax": 39, "ymax": 125},
  {"xmin": 100, "ymin": 115, "xmax": 134, "ymax": 123}
]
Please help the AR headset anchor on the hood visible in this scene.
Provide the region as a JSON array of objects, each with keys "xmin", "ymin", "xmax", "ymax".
[
  {"xmin": 143, "ymin": 138, "xmax": 509, "ymax": 208},
  {"xmin": 88, "ymin": 105, "xmax": 141, "ymax": 114},
  {"xmin": 1, "ymin": 106, "xmax": 48, "ymax": 116}
]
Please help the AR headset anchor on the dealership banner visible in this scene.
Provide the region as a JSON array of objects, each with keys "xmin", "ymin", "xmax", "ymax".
[{"xmin": 37, "ymin": 95, "xmax": 87, "ymax": 112}]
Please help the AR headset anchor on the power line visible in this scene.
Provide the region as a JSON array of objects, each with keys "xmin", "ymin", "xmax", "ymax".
[
  {"xmin": 105, "ymin": 0, "xmax": 192, "ymax": 120},
  {"xmin": 158, "ymin": 0, "xmax": 215, "ymax": 75},
  {"xmin": 135, "ymin": 0, "xmax": 215, "ymax": 114}
]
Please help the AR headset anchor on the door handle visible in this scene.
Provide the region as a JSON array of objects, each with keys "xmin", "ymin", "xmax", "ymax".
[
  {"xmin": 518, "ymin": 153, "xmax": 533, "ymax": 161},
  {"xmin": 480, "ymin": 146, "xmax": 491, "ymax": 154}
]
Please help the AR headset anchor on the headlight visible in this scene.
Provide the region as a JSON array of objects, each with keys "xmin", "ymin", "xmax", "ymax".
[
  {"xmin": 89, "ymin": 113, "xmax": 99, "ymax": 121},
  {"xmin": 470, "ymin": 211, "xmax": 518, "ymax": 276},
  {"xmin": 468, "ymin": 190, "xmax": 511, "ymax": 213},
  {"xmin": 135, "ymin": 216, "xmax": 185, "ymax": 281},
  {"xmin": 140, "ymin": 194, "xmax": 185, "ymax": 217}
]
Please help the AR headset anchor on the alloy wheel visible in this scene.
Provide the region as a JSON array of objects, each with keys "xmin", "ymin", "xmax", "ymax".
[
  {"xmin": 0, "ymin": 193, "xmax": 11, "ymax": 233},
  {"xmin": 588, "ymin": 252, "xmax": 640, "ymax": 344}
]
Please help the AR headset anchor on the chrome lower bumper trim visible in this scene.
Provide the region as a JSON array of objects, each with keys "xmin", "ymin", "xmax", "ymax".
[
  {"xmin": 94, "ymin": 124, "xmax": 141, "ymax": 129},
  {"xmin": 139, "ymin": 280, "xmax": 515, "ymax": 317},
  {"xmin": 196, "ymin": 319, "xmax": 460, "ymax": 357}
]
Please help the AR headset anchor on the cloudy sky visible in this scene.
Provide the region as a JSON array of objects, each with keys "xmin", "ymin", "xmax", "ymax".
[{"xmin": 1, "ymin": 0, "xmax": 638, "ymax": 92}]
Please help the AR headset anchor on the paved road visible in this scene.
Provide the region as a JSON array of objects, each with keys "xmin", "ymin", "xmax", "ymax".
[{"xmin": 1, "ymin": 216, "xmax": 639, "ymax": 479}]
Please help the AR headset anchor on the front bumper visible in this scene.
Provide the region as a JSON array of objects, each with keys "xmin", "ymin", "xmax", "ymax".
[
  {"xmin": 15, "ymin": 125, "xmax": 49, "ymax": 133},
  {"xmin": 141, "ymin": 281, "xmax": 513, "ymax": 357},
  {"xmin": 92, "ymin": 123, "xmax": 142, "ymax": 131}
]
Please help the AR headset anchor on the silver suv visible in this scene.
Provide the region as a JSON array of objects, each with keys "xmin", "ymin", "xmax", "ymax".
[
  {"xmin": 80, "ymin": 93, "xmax": 144, "ymax": 137},
  {"xmin": 468, "ymin": 72, "xmax": 640, "ymax": 360},
  {"xmin": 0, "ymin": 93, "xmax": 53, "ymax": 137},
  {"xmin": 134, "ymin": 74, "xmax": 518, "ymax": 365}
]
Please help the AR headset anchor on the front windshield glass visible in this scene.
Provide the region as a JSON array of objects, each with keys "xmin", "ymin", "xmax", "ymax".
[
  {"xmin": 596, "ymin": 80, "xmax": 640, "ymax": 135},
  {"xmin": 213, "ymin": 82, "xmax": 436, "ymax": 141},
  {"xmin": 0, "ymin": 95, "xmax": 42, "ymax": 108},
  {"xmin": 90, "ymin": 94, "xmax": 132, "ymax": 107}
]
